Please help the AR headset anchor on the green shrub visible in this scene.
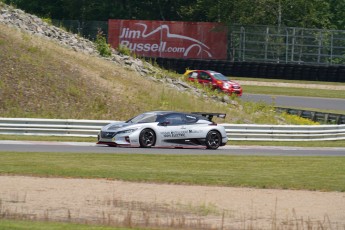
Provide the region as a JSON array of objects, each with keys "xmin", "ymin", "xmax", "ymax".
[
  {"xmin": 95, "ymin": 29, "xmax": 112, "ymax": 57},
  {"xmin": 42, "ymin": 17, "xmax": 52, "ymax": 25},
  {"xmin": 281, "ymin": 113, "xmax": 319, "ymax": 125},
  {"xmin": 117, "ymin": 44, "xmax": 132, "ymax": 56}
]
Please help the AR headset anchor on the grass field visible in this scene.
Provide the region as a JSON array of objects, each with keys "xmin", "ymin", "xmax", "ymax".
[{"xmin": 1, "ymin": 152, "xmax": 344, "ymax": 192}]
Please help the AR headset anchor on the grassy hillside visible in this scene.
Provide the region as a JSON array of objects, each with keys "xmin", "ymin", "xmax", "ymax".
[{"xmin": 0, "ymin": 23, "xmax": 314, "ymax": 124}]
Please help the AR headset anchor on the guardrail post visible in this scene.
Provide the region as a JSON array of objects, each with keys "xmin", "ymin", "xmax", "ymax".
[
  {"xmin": 310, "ymin": 112, "xmax": 316, "ymax": 121},
  {"xmin": 324, "ymin": 114, "xmax": 329, "ymax": 123}
]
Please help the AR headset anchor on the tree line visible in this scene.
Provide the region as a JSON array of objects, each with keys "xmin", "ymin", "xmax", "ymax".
[{"xmin": 3, "ymin": 0, "xmax": 345, "ymax": 30}]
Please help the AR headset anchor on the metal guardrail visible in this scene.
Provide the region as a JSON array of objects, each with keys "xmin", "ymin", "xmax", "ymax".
[
  {"xmin": 0, "ymin": 118, "xmax": 344, "ymax": 141},
  {"xmin": 0, "ymin": 118, "xmax": 113, "ymax": 137},
  {"xmin": 224, "ymin": 124, "xmax": 345, "ymax": 141}
]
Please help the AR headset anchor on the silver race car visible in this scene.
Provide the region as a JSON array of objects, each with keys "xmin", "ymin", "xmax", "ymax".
[{"xmin": 97, "ymin": 111, "xmax": 228, "ymax": 149}]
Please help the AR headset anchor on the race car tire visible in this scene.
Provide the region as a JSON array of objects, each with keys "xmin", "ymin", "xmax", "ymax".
[
  {"xmin": 139, "ymin": 128, "xmax": 156, "ymax": 148},
  {"xmin": 206, "ymin": 130, "xmax": 221, "ymax": 150}
]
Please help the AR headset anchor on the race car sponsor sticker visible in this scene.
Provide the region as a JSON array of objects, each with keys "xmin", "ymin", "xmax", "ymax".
[
  {"xmin": 161, "ymin": 131, "xmax": 188, "ymax": 138},
  {"xmin": 160, "ymin": 129, "xmax": 203, "ymax": 138},
  {"xmin": 188, "ymin": 129, "xmax": 203, "ymax": 134}
]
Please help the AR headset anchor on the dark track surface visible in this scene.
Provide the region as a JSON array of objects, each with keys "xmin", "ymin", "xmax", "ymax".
[{"xmin": 1, "ymin": 141, "xmax": 345, "ymax": 156}]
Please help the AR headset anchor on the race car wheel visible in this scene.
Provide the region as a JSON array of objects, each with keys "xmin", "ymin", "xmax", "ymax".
[
  {"xmin": 139, "ymin": 129, "xmax": 156, "ymax": 148},
  {"xmin": 206, "ymin": 130, "xmax": 221, "ymax": 150}
]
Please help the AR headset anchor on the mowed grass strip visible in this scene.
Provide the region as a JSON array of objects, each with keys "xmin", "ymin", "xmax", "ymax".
[
  {"xmin": 1, "ymin": 152, "xmax": 344, "ymax": 192},
  {"xmin": 0, "ymin": 219, "xmax": 138, "ymax": 230}
]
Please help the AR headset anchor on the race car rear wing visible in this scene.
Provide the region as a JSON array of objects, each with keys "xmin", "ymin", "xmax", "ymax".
[{"xmin": 192, "ymin": 112, "xmax": 226, "ymax": 122}]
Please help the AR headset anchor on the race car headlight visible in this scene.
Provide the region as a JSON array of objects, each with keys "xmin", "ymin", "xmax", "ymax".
[{"xmin": 116, "ymin": 128, "xmax": 138, "ymax": 135}]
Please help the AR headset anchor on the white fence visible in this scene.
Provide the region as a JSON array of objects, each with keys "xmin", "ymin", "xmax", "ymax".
[{"xmin": 0, "ymin": 118, "xmax": 344, "ymax": 141}]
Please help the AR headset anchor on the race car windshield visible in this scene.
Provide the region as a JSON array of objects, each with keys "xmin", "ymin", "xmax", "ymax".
[
  {"xmin": 126, "ymin": 113, "xmax": 158, "ymax": 124},
  {"xmin": 210, "ymin": 72, "xmax": 228, "ymax": 81}
]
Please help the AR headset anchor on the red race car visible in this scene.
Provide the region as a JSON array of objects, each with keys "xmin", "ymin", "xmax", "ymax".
[{"xmin": 184, "ymin": 70, "xmax": 243, "ymax": 96}]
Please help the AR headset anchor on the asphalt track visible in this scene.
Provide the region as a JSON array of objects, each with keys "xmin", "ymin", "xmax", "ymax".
[
  {"xmin": 242, "ymin": 94, "xmax": 345, "ymax": 111},
  {"xmin": 1, "ymin": 141, "xmax": 344, "ymax": 156}
]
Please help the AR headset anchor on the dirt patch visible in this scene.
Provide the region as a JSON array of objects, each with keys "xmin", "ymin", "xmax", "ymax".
[{"xmin": 1, "ymin": 175, "xmax": 344, "ymax": 229}]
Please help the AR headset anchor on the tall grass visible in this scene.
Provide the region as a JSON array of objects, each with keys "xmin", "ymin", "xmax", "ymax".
[{"xmin": 1, "ymin": 203, "xmax": 341, "ymax": 230}]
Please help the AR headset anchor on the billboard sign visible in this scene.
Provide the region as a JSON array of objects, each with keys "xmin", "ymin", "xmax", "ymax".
[{"xmin": 108, "ymin": 19, "xmax": 227, "ymax": 60}]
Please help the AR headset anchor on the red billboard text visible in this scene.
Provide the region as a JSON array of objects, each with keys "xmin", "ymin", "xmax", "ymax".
[{"xmin": 108, "ymin": 20, "xmax": 228, "ymax": 60}]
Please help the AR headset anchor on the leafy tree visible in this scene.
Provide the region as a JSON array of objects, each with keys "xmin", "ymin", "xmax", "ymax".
[
  {"xmin": 4, "ymin": 0, "xmax": 65, "ymax": 18},
  {"xmin": 281, "ymin": 0, "xmax": 331, "ymax": 28},
  {"xmin": 202, "ymin": 0, "xmax": 332, "ymax": 28},
  {"xmin": 329, "ymin": 0, "xmax": 345, "ymax": 29},
  {"xmin": 2, "ymin": 0, "xmax": 343, "ymax": 29}
]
